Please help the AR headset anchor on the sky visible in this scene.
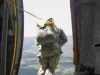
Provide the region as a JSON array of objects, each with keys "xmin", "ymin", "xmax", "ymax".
[{"xmin": 23, "ymin": 0, "xmax": 72, "ymax": 37}]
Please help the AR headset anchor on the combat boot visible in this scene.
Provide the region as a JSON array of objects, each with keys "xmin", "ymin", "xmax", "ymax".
[
  {"xmin": 37, "ymin": 66, "xmax": 46, "ymax": 75},
  {"xmin": 45, "ymin": 69, "xmax": 53, "ymax": 75}
]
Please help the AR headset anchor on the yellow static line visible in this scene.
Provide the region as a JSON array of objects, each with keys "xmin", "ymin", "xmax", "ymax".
[{"xmin": 10, "ymin": 0, "xmax": 17, "ymax": 75}]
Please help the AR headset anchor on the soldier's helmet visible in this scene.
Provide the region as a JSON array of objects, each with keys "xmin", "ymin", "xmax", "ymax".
[{"xmin": 44, "ymin": 18, "xmax": 55, "ymax": 25}]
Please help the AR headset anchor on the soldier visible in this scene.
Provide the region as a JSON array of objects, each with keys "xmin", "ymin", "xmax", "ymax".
[{"xmin": 35, "ymin": 18, "xmax": 68, "ymax": 75}]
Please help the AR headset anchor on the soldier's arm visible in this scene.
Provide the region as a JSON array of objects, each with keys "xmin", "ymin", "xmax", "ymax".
[{"xmin": 59, "ymin": 29, "xmax": 68, "ymax": 46}]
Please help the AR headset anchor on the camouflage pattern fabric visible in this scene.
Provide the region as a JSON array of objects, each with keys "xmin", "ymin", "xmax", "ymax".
[
  {"xmin": 36, "ymin": 29, "xmax": 67, "ymax": 75},
  {"xmin": 36, "ymin": 20, "xmax": 68, "ymax": 75},
  {"xmin": 37, "ymin": 42, "xmax": 61, "ymax": 75},
  {"xmin": 37, "ymin": 51, "xmax": 60, "ymax": 75}
]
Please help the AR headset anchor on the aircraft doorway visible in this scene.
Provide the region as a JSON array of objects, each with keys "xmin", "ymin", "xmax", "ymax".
[{"xmin": 18, "ymin": 0, "xmax": 74, "ymax": 75}]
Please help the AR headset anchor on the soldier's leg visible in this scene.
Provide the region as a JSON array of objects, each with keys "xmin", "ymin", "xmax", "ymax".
[
  {"xmin": 45, "ymin": 54, "xmax": 60, "ymax": 75},
  {"xmin": 38, "ymin": 66, "xmax": 46, "ymax": 75},
  {"xmin": 37, "ymin": 54, "xmax": 48, "ymax": 75}
]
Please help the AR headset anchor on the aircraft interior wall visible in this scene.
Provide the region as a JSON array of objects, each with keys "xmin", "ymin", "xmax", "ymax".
[
  {"xmin": 0, "ymin": 0, "xmax": 4, "ymax": 65},
  {"xmin": 76, "ymin": 0, "xmax": 100, "ymax": 74},
  {"xmin": 0, "ymin": 0, "xmax": 3, "ymax": 40}
]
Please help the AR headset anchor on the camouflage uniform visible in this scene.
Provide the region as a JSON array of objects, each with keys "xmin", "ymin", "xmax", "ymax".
[
  {"xmin": 37, "ymin": 42, "xmax": 61, "ymax": 74},
  {"xmin": 36, "ymin": 18, "xmax": 67, "ymax": 75}
]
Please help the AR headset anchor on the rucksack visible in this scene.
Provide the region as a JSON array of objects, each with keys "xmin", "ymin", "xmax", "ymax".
[{"xmin": 35, "ymin": 25, "xmax": 60, "ymax": 45}]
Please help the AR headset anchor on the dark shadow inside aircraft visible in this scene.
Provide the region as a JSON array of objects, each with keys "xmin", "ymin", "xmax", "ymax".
[{"xmin": 0, "ymin": 0, "xmax": 3, "ymax": 65}]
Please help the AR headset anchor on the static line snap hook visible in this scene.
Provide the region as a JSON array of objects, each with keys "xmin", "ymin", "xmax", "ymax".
[{"xmin": 13, "ymin": 14, "xmax": 17, "ymax": 21}]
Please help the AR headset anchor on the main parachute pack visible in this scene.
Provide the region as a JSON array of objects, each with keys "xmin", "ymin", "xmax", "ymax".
[{"xmin": 35, "ymin": 24, "xmax": 68, "ymax": 46}]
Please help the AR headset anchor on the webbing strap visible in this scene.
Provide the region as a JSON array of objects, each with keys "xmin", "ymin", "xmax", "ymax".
[{"xmin": 5, "ymin": 0, "xmax": 42, "ymax": 20}]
